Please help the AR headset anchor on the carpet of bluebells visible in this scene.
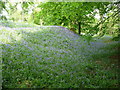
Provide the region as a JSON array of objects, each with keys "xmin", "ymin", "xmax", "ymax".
[{"xmin": 0, "ymin": 22, "xmax": 119, "ymax": 88}]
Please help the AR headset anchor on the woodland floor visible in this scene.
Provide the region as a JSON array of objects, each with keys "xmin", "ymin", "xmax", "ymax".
[{"xmin": 1, "ymin": 23, "xmax": 120, "ymax": 88}]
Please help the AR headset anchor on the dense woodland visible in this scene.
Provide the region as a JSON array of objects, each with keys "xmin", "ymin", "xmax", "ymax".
[{"xmin": 0, "ymin": 0, "xmax": 120, "ymax": 88}]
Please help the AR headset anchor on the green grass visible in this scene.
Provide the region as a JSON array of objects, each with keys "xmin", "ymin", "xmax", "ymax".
[
  {"xmin": 1, "ymin": 22, "xmax": 119, "ymax": 88},
  {"xmin": 0, "ymin": 20, "xmax": 37, "ymax": 28},
  {"xmin": 0, "ymin": 53, "xmax": 1, "ymax": 89}
]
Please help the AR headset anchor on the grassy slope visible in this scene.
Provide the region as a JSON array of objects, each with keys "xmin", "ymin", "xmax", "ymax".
[{"xmin": 0, "ymin": 22, "xmax": 119, "ymax": 88}]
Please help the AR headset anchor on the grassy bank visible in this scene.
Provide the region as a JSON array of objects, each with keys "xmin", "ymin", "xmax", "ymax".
[{"xmin": 1, "ymin": 22, "xmax": 119, "ymax": 88}]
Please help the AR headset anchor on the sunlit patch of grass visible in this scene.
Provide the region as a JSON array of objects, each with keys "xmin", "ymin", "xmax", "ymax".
[
  {"xmin": 1, "ymin": 23, "xmax": 119, "ymax": 88},
  {"xmin": 0, "ymin": 20, "xmax": 37, "ymax": 28}
]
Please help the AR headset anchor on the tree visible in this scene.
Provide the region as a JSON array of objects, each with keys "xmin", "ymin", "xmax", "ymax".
[{"xmin": 36, "ymin": 2, "xmax": 98, "ymax": 35}]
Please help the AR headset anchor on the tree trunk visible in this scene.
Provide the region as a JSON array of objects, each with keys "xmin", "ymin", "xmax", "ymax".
[{"xmin": 78, "ymin": 22, "xmax": 81, "ymax": 35}]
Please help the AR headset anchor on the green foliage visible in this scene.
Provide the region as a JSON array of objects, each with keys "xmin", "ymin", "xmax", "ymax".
[
  {"xmin": 36, "ymin": 2, "xmax": 97, "ymax": 33},
  {"xmin": 0, "ymin": 1, "xmax": 118, "ymax": 37},
  {"xmin": 92, "ymin": 2, "xmax": 119, "ymax": 37},
  {"xmin": 34, "ymin": 2, "xmax": 118, "ymax": 37},
  {"xmin": 0, "ymin": 1, "xmax": 7, "ymax": 20},
  {"xmin": 112, "ymin": 35, "xmax": 120, "ymax": 41},
  {"xmin": 1, "ymin": 22, "xmax": 119, "ymax": 88}
]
